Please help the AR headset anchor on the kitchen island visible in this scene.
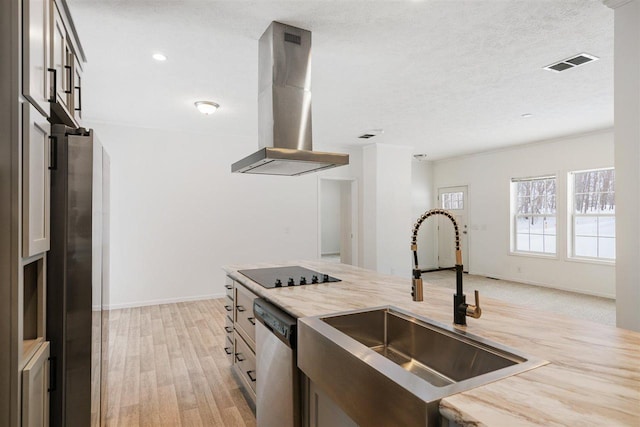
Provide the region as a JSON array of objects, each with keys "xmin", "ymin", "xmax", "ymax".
[{"xmin": 223, "ymin": 261, "xmax": 640, "ymax": 426}]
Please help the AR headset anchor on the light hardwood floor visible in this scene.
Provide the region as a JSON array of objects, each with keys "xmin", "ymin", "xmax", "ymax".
[{"xmin": 101, "ymin": 299, "xmax": 255, "ymax": 427}]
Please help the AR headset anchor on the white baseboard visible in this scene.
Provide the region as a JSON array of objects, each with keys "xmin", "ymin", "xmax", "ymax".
[{"xmin": 104, "ymin": 292, "xmax": 226, "ymax": 310}]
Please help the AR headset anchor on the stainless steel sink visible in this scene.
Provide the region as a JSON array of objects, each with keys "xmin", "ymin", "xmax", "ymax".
[{"xmin": 298, "ymin": 306, "xmax": 547, "ymax": 426}]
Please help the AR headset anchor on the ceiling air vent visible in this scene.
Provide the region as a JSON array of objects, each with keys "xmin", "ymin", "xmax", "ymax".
[
  {"xmin": 544, "ymin": 53, "xmax": 599, "ymax": 73},
  {"xmin": 358, "ymin": 129, "xmax": 384, "ymax": 139}
]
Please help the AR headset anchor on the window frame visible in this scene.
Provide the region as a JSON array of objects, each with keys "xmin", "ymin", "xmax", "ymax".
[
  {"xmin": 510, "ymin": 175, "xmax": 558, "ymax": 257},
  {"xmin": 568, "ymin": 167, "xmax": 615, "ymax": 263}
]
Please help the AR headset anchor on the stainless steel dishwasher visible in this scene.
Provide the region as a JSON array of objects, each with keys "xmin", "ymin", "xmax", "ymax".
[{"xmin": 254, "ymin": 298, "xmax": 300, "ymax": 427}]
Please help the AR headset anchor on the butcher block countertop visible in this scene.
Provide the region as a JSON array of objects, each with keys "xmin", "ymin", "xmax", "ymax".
[{"xmin": 223, "ymin": 261, "xmax": 640, "ymax": 426}]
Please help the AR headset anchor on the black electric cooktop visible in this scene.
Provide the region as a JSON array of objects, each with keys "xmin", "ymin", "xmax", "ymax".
[{"xmin": 238, "ymin": 266, "xmax": 341, "ymax": 289}]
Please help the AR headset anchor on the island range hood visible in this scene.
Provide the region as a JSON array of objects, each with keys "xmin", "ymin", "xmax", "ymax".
[{"xmin": 231, "ymin": 22, "xmax": 349, "ymax": 176}]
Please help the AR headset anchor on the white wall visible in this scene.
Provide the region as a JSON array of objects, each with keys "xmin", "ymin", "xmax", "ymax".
[
  {"xmin": 432, "ymin": 130, "xmax": 615, "ymax": 298},
  {"xmin": 411, "ymin": 160, "xmax": 437, "ymax": 269},
  {"xmin": 363, "ymin": 143, "xmax": 414, "ymax": 278},
  {"xmin": 88, "ymin": 122, "xmax": 362, "ymax": 308},
  {"xmin": 320, "ymin": 180, "xmax": 341, "ymax": 255},
  {"xmin": 610, "ymin": 0, "xmax": 640, "ymax": 331}
]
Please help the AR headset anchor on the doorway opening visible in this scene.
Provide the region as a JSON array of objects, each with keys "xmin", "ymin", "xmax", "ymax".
[{"xmin": 318, "ymin": 178, "xmax": 358, "ymax": 266}]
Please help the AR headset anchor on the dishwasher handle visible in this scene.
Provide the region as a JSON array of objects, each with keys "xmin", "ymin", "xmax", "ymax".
[{"xmin": 253, "ymin": 298, "xmax": 297, "ymax": 349}]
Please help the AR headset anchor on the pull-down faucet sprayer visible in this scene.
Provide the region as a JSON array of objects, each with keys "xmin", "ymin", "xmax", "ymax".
[{"xmin": 411, "ymin": 209, "xmax": 481, "ymax": 326}]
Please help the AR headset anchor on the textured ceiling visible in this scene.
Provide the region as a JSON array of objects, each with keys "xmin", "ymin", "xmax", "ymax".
[{"xmin": 67, "ymin": 0, "xmax": 613, "ymax": 160}]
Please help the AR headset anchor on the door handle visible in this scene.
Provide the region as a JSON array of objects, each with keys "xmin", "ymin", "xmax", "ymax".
[
  {"xmin": 224, "ymin": 346, "xmax": 232, "ymax": 355},
  {"xmin": 225, "ymin": 284, "xmax": 232, "ymax": 290},
  {"xmin": 236, "ymin": 305, "xmax": 246, "ymax": 312},
  {"xmin": 224, "ymin": 305, "xmax": 232, "ymax": 312},
  {"xmin": 247, "ymin": 370, "xmax": 256, "ymax": 382},
  {"xmin": 235, "ymin": 352, "xmax": 245, "ymax": 362},
  {"xmin": 463, "ymin": 231, "xmax": 467, "ymax": 234},
  {"xmin": 224, "ymin": 326, "xmax": 233, "ymax": 333},
  {"xmin": 248, "ymin": 317, "xmax": 255, "ymax": 325}
]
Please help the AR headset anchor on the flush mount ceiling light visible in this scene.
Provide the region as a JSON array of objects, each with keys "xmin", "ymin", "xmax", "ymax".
[
  {"xmin": 521, "ymin": 113, "xmax": 533, "ymax": 118},
  {"xmin": 413, "ymin": 154, "xmax": 428, "ymax": 161},
  {"xmin": 543, "ymin": 53, "xmax": 599, "ymax": 73},
  {"xmin": 152, "ymin": 53, "xmax": 167, "ymax": 61},
  {"xmin": 194, "ymin": 101, "xmax": 220, "ymax": 115}
]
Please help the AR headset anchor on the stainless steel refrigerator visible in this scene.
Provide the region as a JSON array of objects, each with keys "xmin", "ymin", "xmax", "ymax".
[{"xmin": 47, "ymin": 124, "xmax": 110, "ymax": 427}]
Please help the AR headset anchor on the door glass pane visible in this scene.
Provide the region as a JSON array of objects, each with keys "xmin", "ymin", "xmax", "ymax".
[
  {"xmin": 441, "ymin": 193, "xmax": 450, "ymax": 209},
  {"xmin": 442, "ymin": 192, "xmax": 464, "ymax": 210}
]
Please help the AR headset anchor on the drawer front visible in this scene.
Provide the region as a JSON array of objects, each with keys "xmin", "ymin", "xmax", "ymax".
[
  {"xmin": 223, "ymin": 297, "xmax": 234, "ymax": 318},
  {"xmin": 224, "ymin": 336, "xmax": 234, "ymax": 364},
  {"xmin": 224, "ymin": 315, "xmax": 234, "ymax": 342},
  {"xmin": 225, "ymin": 276, "xmax": 234, "ymax": 299},
  {"xmin": 235, "ymin": 284, "xmax": 257, "ymax": 348},
  {"xmin": 234, "ymin": 334, "xmax": 257, "ymax": 393}
]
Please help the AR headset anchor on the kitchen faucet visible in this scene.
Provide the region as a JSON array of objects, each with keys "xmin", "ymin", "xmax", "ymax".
[{"xmin": 411, "ymin": 209, "xmax": 481, "ymax": 326}]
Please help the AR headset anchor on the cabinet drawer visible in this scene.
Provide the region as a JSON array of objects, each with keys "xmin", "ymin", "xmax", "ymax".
[
  {"xmin": 235, "ymin": 284, "xmax": 257, "ymax": 349},
  {"xmin": 224, "ymin": 315, "xmax": 234, "ymax": 342},
  {"xmin": 22, "ymin": 341, "xmax": 50, "ymax": 427},
  {"xmin": 222, "ymin": 298, "xmax": 234, "ymax": 318},
  {"xmin": 223, "ymin": 336, "xmax": 234, "ymax": 364},
  {"xmin": 225, "ymin": 276, "xmax": 234, "ymax": 299},
  {"xmin": 234, "ymin": 334, "xmax": 257, "ymax": 394}
]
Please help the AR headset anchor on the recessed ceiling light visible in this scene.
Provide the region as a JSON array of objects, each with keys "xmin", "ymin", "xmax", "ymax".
[
  {"xmin": 152, "ymin": 53, "xmax": 167, "ymax": 61},
  {"xmin": 194, "ymin": 101, "xmax": 220, "ymax": 115},
  {"xmin": 413, "ymin": 154, "xmax": 428, "ymax": 161},
  {"xmin": 521, "ymin": 113, "xmax": 533, "ymax": 118}
]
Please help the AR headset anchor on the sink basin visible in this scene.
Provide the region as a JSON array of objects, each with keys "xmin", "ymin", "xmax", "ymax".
[{"xmin": 298, "ymin": 306, "xmax": 547, "ymax": 426}]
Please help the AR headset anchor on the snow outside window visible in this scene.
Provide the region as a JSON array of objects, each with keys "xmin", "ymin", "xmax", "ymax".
[
  {"xmin": 441, "ymin": 191, "xmax": 464, "ymax": 210},
  {"xmin": 512, "ymin": 176, "xmax": 557, "ymax": 255},
  {"xmin": 570, "ymin": 168, "xmax": 615, "ymax": 261}
]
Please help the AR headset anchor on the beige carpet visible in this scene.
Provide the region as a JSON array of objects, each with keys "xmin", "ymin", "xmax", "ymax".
[{"xmin": 422, "ymin": 270, "xmax": 616, "ymax": 326}]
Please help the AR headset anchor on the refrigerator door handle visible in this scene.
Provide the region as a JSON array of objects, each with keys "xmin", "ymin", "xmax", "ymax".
[{"xmin": 49, "ymin": 135, "xmax": 58, "ymax": 170}]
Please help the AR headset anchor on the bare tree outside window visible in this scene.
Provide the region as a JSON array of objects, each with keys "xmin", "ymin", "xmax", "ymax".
[
  {"xmin": 512, "ymin": 176, "xmax": 556, "ymax": 254},
  {"xmin": 572, "ymin": 169, "xmax": 615, "ymax": 260}
]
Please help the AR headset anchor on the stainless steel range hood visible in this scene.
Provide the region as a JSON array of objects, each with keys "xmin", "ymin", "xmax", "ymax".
[{"xmin": 232, "ymin": 22, "xmax": 349, "ymax": 176}]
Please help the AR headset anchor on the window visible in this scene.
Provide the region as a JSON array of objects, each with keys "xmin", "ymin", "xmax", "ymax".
[
  {"xmin": 512, "ymin": 176, "xmax": 557, "ymax": 255},
  {"xmin": 570, "ymin": 168, "xmax": 615, "ymax": 260},
  {"xmin": 441, "ymin": 191, "xmax": 464, "ymax": 210}
]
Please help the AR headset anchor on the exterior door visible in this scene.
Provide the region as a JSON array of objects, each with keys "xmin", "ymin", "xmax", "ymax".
[{"xmin": 437, "ymin": 186, "xmax": 469, "ymax": 272}]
